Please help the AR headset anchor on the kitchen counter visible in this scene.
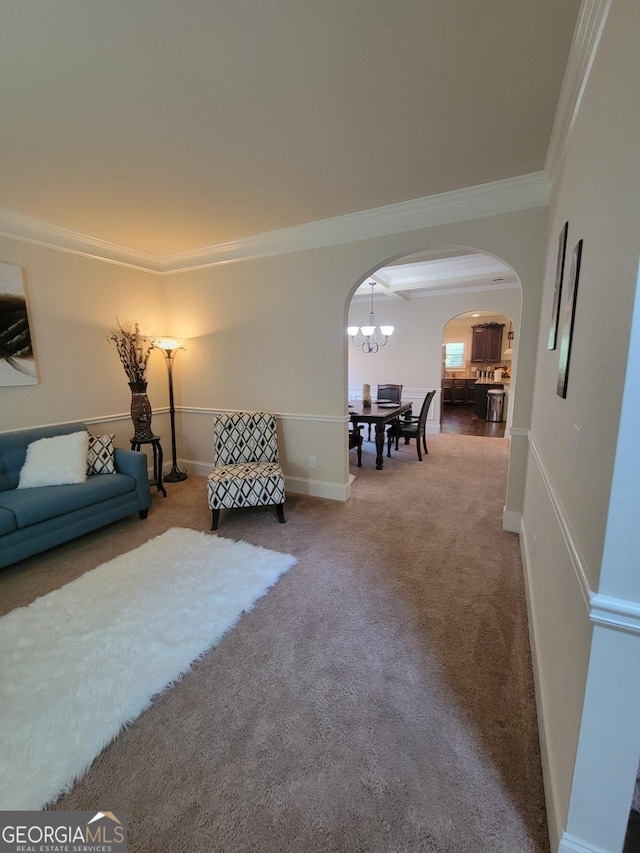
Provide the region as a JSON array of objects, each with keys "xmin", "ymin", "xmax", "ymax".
[{"xmin": 443, "ymin": 376, "xmax": 510, "ymax": 407}]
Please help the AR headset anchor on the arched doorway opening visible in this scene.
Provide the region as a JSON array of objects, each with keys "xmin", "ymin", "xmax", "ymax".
[
  {"xmin": 441, "ymin": 310, "xmax": 517, "ymax": 437},
  {"xmin": 346, "ymin": 246, "xmax": 522, "ymax": 496}
]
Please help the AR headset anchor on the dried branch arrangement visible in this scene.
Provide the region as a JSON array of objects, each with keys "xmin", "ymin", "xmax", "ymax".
[{"xmin": 108, "ymin": 320, "xmax": 153, "ymax": 383}]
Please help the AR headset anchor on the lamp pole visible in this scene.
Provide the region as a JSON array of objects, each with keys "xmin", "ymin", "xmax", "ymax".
[{"xmin": 154, "ymin": 339, "xmax": 187, "ymax": 482}]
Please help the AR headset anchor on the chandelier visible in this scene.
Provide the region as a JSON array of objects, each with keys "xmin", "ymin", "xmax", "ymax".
[{"xmin": 347, "ymin": 282, "xmax": 394, "ymax": 353}]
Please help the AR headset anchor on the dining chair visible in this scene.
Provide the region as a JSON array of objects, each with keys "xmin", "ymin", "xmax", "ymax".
[
  {"xmin": 366, "ymin": 383, "xmax": 403, "ymax": 440},
  {"xmin": 348, "ymin": 423, "xmax": 364, "ymax": 467},
  {"xmin": 376, "ymin": 384, "xmax": 403, "ymax": 403},
  {"xmin": 386, "ymin": 390, "xmax": 436, "ymax": 461},
  {"xmin": 206, "ymin": 411, "xmax": 286, "ymax": 530}
]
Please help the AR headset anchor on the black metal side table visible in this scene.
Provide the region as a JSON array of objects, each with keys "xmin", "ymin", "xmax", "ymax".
[{"xmin": 130, "ymin": 435, "xmax": 167, "ymax": 497}]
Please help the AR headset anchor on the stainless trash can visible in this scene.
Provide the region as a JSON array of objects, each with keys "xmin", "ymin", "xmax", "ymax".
[{"xmin": 486, "ymin": 389, "xmax": 505, "ymax": 422}]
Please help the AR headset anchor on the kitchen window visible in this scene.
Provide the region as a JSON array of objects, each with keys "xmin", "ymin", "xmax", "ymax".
[{"xmin": 445, "ymin": 342, "xmax": 465, "ymax": 368}]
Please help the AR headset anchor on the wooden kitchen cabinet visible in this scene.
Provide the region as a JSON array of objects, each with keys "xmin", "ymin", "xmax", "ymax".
[
  {"xmin": 452, "ymin": 381, "xmax": 467, "ymax": 403},
  {"xmin": 442, "ymin": 378, "xmax": 476, "ymax": 405},
  {"xmin": 471, "ymin": 324, "xmax": 505, "ymax": 362}
]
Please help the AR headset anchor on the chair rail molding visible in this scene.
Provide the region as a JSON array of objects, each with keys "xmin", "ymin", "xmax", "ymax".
[
  {"xmin": 170, "ymin": 407, "xmax": 352, "ymax": 502},
  {"xmin": 0, "ymin": 411, "xmax": 163, "ymax": 435},
  {"xmin": 528, "ymin": 432, "xmax": 640, "ymax": 632},
  {"xmin": 179, "ymin": 406, "xmax": 346, "ymax": 425}
]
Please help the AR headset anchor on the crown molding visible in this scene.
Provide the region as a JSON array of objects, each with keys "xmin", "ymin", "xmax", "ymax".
[
  {"xmin": 157, "ymin": 172, "xmax": 549, "ymax": 273},
  {"xmin": 0, "ymin": 208, "xmax": 162, "ymax": 273},
  {"xmin": 545, "ymin": 0, "xmax": 613, "ymax": 183},
  {"xmin": 0, "ymin": 172, "xmax": 549, "ymax": 275}
]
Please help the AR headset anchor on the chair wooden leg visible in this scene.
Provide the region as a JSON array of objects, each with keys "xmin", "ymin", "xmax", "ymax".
[
  {"xmin": 276, "ymin": 503, "xmax": 286, "ymax": 524},
  {"xmin": 423, "ymin": 433, "xmax": 428, "ymax": 454},
  {"xmin": 211, "ymin": 508, "xmax": 220, "ymax": 530},
  {"xmin": 357, "ymin": 441, "xmax": 362, "ymax": 467},
  {"xmin": 416, "ymin": 440, "xmax": 423, "ymax": 461}
]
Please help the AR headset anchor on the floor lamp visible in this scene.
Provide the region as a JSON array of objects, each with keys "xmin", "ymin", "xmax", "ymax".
[{"xmin": 153, "ymin": 337, "xmax": 188, "ymax": 482}]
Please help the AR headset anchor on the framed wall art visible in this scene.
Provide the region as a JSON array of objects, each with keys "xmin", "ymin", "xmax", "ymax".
[
  {"xmin": 556, "ymin": 239, "xmax": 583, "ymax": 399},
  {"xmin": 0, "ymin": 262, "xmax": 37, "ymax": 386},
  {"xmin": 548, "ymin": 221, "xmax": 568, "ymax": 350}
]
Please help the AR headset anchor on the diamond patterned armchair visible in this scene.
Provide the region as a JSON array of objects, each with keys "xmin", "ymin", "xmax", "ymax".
[{"xmin": 207, "ymin": 412, "xmax": 286, "ymax": 530}]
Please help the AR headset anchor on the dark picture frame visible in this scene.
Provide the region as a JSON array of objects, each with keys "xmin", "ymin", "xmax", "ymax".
[
  {"xmin": 556, "ymin": 239, "xmax": 583, "ymax": 399},
  {"xmin": 548, "ymin": 221, "xmax": 568, "ymax": 350},
  {"xmin": 0, "ymin": 262, "xmax": 37, "ymax": 386}
]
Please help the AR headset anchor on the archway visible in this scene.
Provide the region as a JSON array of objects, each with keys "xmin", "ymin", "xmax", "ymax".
[
  {"xmin": 441, "ymin": 309, "xmax": 516, "ymax": 437},
  {"xmin": 345, "ymin": 246, "xmax": 523, "ymax": 504}
]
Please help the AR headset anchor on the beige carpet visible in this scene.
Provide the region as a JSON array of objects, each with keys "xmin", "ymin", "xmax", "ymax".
[{"xmin": 0, "ymin": 433, "xmax": 548, "ymax": 853}]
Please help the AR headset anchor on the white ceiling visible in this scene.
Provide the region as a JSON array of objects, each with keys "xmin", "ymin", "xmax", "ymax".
[
  {"xmin": 352, "ymin": 250, "xmax": 519, "ymax": 302},
  {"xmin": 0, "ymin": 1, "xmax": 581, "ymax": 257}
]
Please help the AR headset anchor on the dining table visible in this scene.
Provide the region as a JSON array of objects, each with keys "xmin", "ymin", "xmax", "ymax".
[{"xmin": 348, "ymin": 400, "xmax": 413, "ymax": 470}]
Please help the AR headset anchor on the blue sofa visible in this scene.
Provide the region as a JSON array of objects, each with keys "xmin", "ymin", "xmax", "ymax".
[{"xmin": 0, "ymin": 422, "xmax": 150, "ymax": 569}]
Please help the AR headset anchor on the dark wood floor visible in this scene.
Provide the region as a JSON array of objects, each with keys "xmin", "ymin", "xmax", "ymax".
[{"xmin": 440, "ymin": 404, "xmax": 506, "ymax": 438}]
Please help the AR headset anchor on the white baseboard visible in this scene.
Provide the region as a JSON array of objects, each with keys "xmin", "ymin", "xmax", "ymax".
[
  {"xmin": 502, "ymin": 508, "xmax": 521, "ymax": 532},
  {"xmin": 284, "ymin": 475, "xmax": 350, "ymax": 502},
  {"xmin": 519, "ymin": 515, "xmax": 564, "ymax": 853},
  {"xmin": 558, "ymin": 831, "xmax": 613, "ymax": 853},
  {"xmin": 178, "ymin": 459, "xmax": 349, "ymax": 502}
]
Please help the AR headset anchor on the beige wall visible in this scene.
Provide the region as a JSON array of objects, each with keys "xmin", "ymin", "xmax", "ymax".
[
  {"xmin": 521, "ymin": 2, "xmax": 640, "ymax": 849},
  {"xmin": 1, "ymin": 207, "xmax": 545, "ymax": 503},
  {"xmin": 161, "ymin": 208, "xmax": 545, "ymax": 503},
  {"xmin": 0, "ymin": 238, "xmax": 167, "ymax": 447}
]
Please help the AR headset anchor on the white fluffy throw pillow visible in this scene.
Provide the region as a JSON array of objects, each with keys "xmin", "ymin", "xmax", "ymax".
[{"xmin": 18, "ymin": 431, "xmax": 90, "ymax": 489}]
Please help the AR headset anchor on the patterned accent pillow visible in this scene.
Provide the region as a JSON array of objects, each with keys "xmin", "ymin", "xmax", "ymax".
[{"xmin": 87, "ymin": 434, "xmax": 116, "ymax": 475}]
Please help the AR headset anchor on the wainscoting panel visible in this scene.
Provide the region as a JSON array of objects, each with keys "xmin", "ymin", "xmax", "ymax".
[
  {"xmin": 521, "ymin": 432, "xmax": 640, "ymax": 853},
  {"xmin": 177, "ymin": 408, "xmax": 351, "ymax": 501}
]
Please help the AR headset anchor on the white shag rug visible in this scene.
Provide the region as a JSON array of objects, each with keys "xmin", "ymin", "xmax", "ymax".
[{"xmin": 0, "ymin": 527, "xmax": 297, "ymax": 810}]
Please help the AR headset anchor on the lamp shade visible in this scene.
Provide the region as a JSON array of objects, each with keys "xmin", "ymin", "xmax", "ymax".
[{"xmin": 153, "ymin": 337, "xmax": 183, "ymax": 351}]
